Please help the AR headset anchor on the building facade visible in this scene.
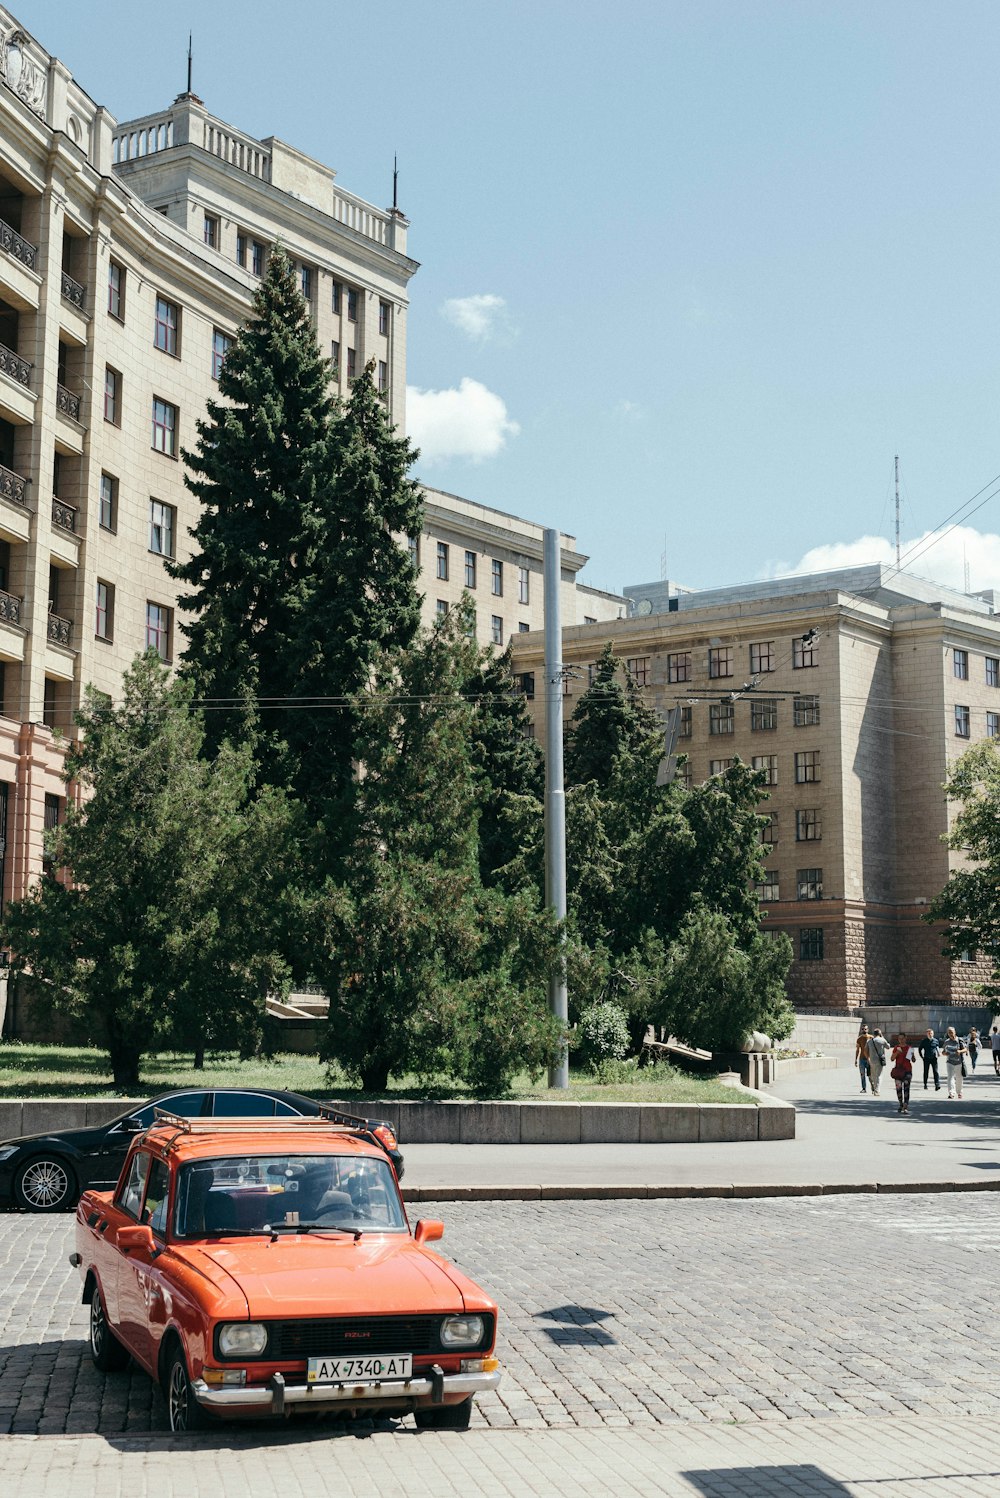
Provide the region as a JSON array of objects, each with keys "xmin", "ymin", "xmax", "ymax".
[{"xmin": 512, "ymin": 564, "xmax": 1000, "ymax": 1012}]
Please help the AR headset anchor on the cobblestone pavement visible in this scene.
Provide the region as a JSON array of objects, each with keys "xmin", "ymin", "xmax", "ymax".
[{"xmin": 1, "ymin": 1195, "xmax": 996, "ymax": 1444}]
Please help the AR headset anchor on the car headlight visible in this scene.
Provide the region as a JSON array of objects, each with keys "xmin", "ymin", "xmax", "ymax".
[
  {"xmin": 0, "ymin": 1145, "xmax": 19, "ymax": 1163},
  {"xmin": 217, "ymin": 1322, "xmax": 268, "ymax": 1357},
  {"xmin": 440, "ymin": 1314, "xmax": 485, "ymax": 1348}
]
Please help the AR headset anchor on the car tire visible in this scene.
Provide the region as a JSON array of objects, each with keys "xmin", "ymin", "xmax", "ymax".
[
  {"xmin": 414, "ymin": 1398, "xmax": 473, "ymax": 1431},
  {"xmin": 166, "ymin": 1349, "xmax": 212, "ymax": 1433},
  {"xmin": 14, "ymin": 1155, "xmax": 77, "ymax": 1212},
  {"xmin": 89, "ymin": 1283, "xmax": 130, "ymax": 1372}
]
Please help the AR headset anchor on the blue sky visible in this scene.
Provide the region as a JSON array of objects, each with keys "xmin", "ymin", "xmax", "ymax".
[{"xmin": 36, "ymin": 0, "xmax": 1000, "ymax": 596}]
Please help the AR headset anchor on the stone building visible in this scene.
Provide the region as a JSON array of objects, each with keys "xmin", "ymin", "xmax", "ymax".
[{"xmin": 512, "ymin": 563, "xmax": 1000, "ymax": 1012}]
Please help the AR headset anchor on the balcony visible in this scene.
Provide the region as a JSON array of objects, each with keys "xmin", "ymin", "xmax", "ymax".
[
  {"xmin": 0, "ymin": 589, "xmax": 22, "ymax": 627},
  {"xmin": 52, "ymin": 497, "xmax": 77, "ymax": 533},
  {"xmin": 0, "ymin": 218, "xmax": 37, "ymax": 272},
  {"xmin": 47, "ymin": 613, "xmax": 72, "ymax": 647},
  {"xmin": 56, "ymin": 383, "xmax": 81, "ymax": 422},
  {"xmin": 0, "ymin": 343, "xmax": 31, "ymax": 388},
  {"xmin": 60, "ymin": 271, "xmax": 85, "ymax": 311},
  {"xmin": 0, "ymin": 462, "xmax": 27, "ymax": 508}
]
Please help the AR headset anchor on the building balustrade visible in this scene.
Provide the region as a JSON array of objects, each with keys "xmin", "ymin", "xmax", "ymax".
[
  {"xmin": 56, "ymin": 383, "xmax": 81, "ymax": 421},
  {"xmin": 52, "ymin": 497, "xmax": 76, "ymax": 532},
  {"xmin": 0, "ymin": 462, "xmax": 27, "ymax": 506},
  {"xmin": 47, "ymin": 613, "xmax": 72, "ymax": 647},
  {"xmin": 0, "ymin": 342, "xmax": 31, "ymax": 387},
  {"xmin": 0, "ymin": 217, "xmax": 37, "ymax": 271},
  {"xmin": 0, "ymin": 589, "xmax": 22, "ymax": 626},
  {"xmin": 60, "ymin": 270, "xmax": 85, "ymax": 309}
]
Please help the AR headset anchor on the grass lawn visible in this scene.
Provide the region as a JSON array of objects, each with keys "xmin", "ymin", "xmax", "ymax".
[{"xmin": 0, "ymin": 1043, "xmax": 750, "ymax": 1106}]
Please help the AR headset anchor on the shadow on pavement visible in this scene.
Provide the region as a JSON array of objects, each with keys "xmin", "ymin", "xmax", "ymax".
[
  {"xmin": 534, "ymin": 1304, "xmax": 617, "ymax": 1346},
  {"xmin": 683, "ymin": 1464, "xmax": 851, "ymax": 1495}
]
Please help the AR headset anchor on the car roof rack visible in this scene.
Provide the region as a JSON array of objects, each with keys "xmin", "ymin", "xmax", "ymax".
[{"xmin": 148, "ymin": 1109, "xmax": 382, "ymax": 1153}]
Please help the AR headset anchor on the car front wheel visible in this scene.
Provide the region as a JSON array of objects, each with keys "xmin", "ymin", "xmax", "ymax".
[
  {"xmin": 414, "ymin": 1398, "xmax": 473, "ymax": 1431},
  {"xmin": 89, "ymin": 1284, "xmax": 130, "ymax": 1372},
  {"xmin": 14, "ymin": 1156, "xmax": 76, "ymax": 1212},
  {"xmin": 166, "ymin": 1350, "xmax": 211, "ymax": 1433}
]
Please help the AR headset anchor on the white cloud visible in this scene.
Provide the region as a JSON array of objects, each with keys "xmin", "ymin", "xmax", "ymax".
[
  {"xmin": 441, "ymin": 293, "xmax": 509, "ymax": 342},
  {"xmin": 407, "ymin": 378, "xmax": 520, "ymax": 463},
  {"xmin": 773, "ymin": 525, "xmax": 1000, "ymax": 595}
]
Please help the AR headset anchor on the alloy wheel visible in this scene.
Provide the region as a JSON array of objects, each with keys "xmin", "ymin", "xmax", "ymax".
[{"xmin": 19, "ymin": 1158, "xmax": 71, "ymax": 1210}]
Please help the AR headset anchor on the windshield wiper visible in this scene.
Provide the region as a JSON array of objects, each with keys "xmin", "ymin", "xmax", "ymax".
[{"xmin": 267, "ymin": 1222, "xmax": 363, "ymax": 1241}]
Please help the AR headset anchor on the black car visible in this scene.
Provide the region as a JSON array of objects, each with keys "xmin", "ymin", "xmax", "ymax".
[{"xmin": 0, "ymin": 1088, "xmax": 403, "ymax": 1211}]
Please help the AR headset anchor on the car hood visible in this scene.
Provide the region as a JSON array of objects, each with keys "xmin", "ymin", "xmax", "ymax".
[
  {"xmin": 182, "ymin": 1235, "xmax": 470, "ymax": 1317},
  {"xmin": 0, "ymin": 1124, "xmax": 120, "ymax": 1153}
]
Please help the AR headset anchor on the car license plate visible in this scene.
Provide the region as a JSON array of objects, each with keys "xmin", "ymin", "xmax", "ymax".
[{"xmin": 307, "ymin": 1353, "xmax": 413, "ymax": 1384}]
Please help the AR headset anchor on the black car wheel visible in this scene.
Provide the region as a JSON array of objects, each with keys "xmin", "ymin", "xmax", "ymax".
[
  {"xmin": 14, "ymin": 1155, "xmax": 77, "ymax": 1212},
  {"xmin": 166, "ymin": 1349, "xmax": 211, "ymax": 1433},
  {"xmin": 89, "ymin": 1284, "xmax": 130, "ymax": 1372},
  {"xmin": 414, "ymin": 1398, "xmax": 473, "ymax": 1431}
]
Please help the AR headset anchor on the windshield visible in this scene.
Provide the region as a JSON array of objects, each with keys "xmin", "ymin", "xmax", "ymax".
[{"xmin": 174, "ymin": 1153, "xmax": 407, "ymax": 1238}]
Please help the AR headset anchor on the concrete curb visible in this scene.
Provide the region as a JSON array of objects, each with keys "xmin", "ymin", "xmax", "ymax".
[{"xmin": 401, "ymin": 1178, "xmax": 1000, "ymax": 1202}]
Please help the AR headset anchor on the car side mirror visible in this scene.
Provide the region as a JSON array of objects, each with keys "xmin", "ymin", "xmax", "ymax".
[
  {"xmin": 414, "ymin": 1219, "xmax": 444, "ymax": 1246},
  {"xmin": 117, "ymin": 1224, "xmax": 156, "ymax": 1255},
  {"xmin": 122, "ymin": 1116, "xmax": 144, "ymax": 1134}
]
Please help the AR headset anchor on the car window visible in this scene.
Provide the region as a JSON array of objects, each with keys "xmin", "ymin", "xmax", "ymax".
[
  {"xmin": 174, "ymin": 1154, "xmax": 406, "ymax": 1237},
  {"xmin": 141, "ymin": 1157, "xmax": 171, "ymax": 1236},
  {"xmin": 213, "ymin": 1092, "xmax": 275, "ymax": 1117},
  {"xmin": 274, "ymin": 1099, "xmax": 302, "ymax": 1117},
  {"xmin": 116, "ymin": 1151, "xmax": 151, "ymax": 1220},
  {"xmin": 122, "ymin": 1092, "xmax": 210, "ymax": 1130}
]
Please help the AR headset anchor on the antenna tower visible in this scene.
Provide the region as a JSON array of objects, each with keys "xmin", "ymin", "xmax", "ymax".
[{"xmin": 894, "ymin": 454, "xmax": 901, "ymax": 570}]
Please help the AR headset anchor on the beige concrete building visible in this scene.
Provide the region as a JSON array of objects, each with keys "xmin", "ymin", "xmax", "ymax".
[{"xmin": 512, "ymin": 564, "xmax": 1000, "ymax": 1012}]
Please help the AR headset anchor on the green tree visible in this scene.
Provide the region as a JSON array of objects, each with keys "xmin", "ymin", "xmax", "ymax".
[
  {"xmin": 464, "ymin": 642, "xmax": 543, "ymax": 882},
  {"xmin": 564, "ymin": 640, "xmax": 663, "ymax": 799},
  {"xmin": 170, "ymin": 246, "xmax": 422, "ymax": 820},
  {"xmin": 927, "ymin": 737, "xmax": 1000, "ymax": 1005},
  {"xmin": 1, "ymin": 654, "xmax": 295, "ymax": 1089}
]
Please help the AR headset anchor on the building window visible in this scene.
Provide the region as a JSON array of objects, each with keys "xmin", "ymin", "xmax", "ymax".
[
  {"xmin": 519, "ymin": 621, "xmax": 530, "ymax": 633},
  {"xmin": 793, "ymin": 694, "xmax": 820, "ymax": 726},
  {"xmin": 750, "ymin": 641, "xmax": 774, "ymax": 673},
  {"xmin": 710, "ymin": 758, "xmax": 734, "ymax": 776},
  {"xmin": 436, "ymin": 599, "xmax": 448, "ymax": 618},
  {"xmin": 347, "ymin": 287, "xmax": 358, "ymax": 322},
  {"xmin": 251, "ymin": 241, "xmax": 265, "ymax": 276},
  {"xmin": 154, "ymin": 296, "xmax": 179, "ymax": 356},
  {"xmin": 212, "ymin": 329, "xmax": 233, "ymax": 381},
  {"xmin": 957, "ymin": 948, "xmax": 977, "ymax": 965},
  {"xmin": 667, "ymin": 652, "xmax": 691, "ymax": 684},
  {"xmin": 464, "ymin": 551, "xmax": 477, "ymax": 588},
  {"xmin": 95, "ymin": 580, "xmax": 114, "ymax": 641},
  {"xmin": 104, "ymin": 366, "xmax": 121, "ymax": 425},
  {"xmin": 99, "ymin": 472, "xmax": 117, "ymax": 531},
  {"xmin": 379, "ymin": 300, "xmax": 390, "ymax": 335},
  {"xmin": 797, "ymin": 867, "xmax": 823, "ymax": 900},
  {"xmin": 203, "ymin": 214, "xmax": 219, "ymax": 249},
  {"xmin": 331, "ymin": 281, "xmax": 341, "ymax": 314},
  {"xmin": 752, "ymin": 754, "xmax": 778, "ymax": 786},
  {"xmin": 761, "ymin": 813, "xmax": 779, "ymax": 845},
  {"xmin": 300, "ymin": 264, "xmax": 312, "ymax": 300},
  {"xmin": 149, "ymin": 499, "xmax": 176, "ymax": 558},
  {"xmin": 955, "ymin": 704, "xmax": 971, "ymax": 738},
  {"xmin": 491, "ymin": 615, "xmax": 504, "ymax": 645},
  {"xmin": 518, "ymin": 566, "xmax": 530, "ymax": 605},
  {"xmin": 953, "ymin": 648, "xmax": 969, "ymax": 680},
  {"xmin": 677, "ymin": 761, "xmax": 693, "ymax": 790},
  {"xmin": 795, "ymin": 749, "xmax": 821, "ymax": 784},
  {"xmin": 236, "ymin": 233, "xmax": 247, "ymax": 267},
  {"xmin": 152, "ymin": 397, "xmax": 178, "ymax": 457},
  {"xmin": 756, "ymin": 871, "xmax": 780, "ymax": 902},
  {"xmin": 436, "ymin": 542, "xmax": 449, "ymax": 581},
  {"xmin": 347, "ymin": 348, "xmax": 356, "ymax": 382},
  {"xmin": 709, "ymin": 702, "xmax": 734, "ymax": 735},
  {"xmin": 986, "ymin": 711, "xmax": 1000, "ymax": 738},
  {"xmin": 491, "ymin": 559, "xmax": 503, "ymax": 596},
  {"xmin": 42, "ymin": 791, "xmax": 61, "ymax": 871},
  {"xmin": 800, "ymin": 928, "xmax": 824, "ymax": 961},
  {"xmin": 378, "ymin": 360, "xmax": 388, "ymax": 394},
  {"xmin": 407, "ymin": 535, "xmax": 419, "ymax": 570},
  {"xmin": 145, "ymin": 602, "xmax": 172, "ymax": 660},
  {"xmin": 331, "ymin": 340, "xmax": 340, "ymax": 372},
  {"xmin": 751, "ymin": 697, "xmax": 778, "ymax": 732},
  {"xmin": 793, "ymin": 634, "xmax": 818, "ymax": 669},
  {"xmin": 987, "ymin": 656, "xmax": 999, "ymax": 688},
  {"xmin": 627, "ymin": 657, "xmax": 650, "ymax": 688},
  {"xmin": 108, "ymin": 260, "xmax": 125, "ymax": 319},
  {"xmin": 518, "ymin": 672, "xmax": 535, "ymax": 700},
  {"xmin": 796, "ymin": 808, "xmax": 822, "ymax": 841},
  {"xmin": 584, "ymin": 615, "xmax": 596, "ymax": 625},
  {"xmin": 679, "ymin": 706, "xmax": 692, "ymax": 739},
  {"xmin": 709, "ymin": 646, "xmax": 733, "ymax": 678}
]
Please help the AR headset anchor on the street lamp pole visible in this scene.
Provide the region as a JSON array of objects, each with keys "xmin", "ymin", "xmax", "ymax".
[{"xmin": 543, "ymin": 526, "xmax": 569, "ymax": 1088}]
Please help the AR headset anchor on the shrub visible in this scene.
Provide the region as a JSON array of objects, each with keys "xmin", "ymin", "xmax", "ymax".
[{"xmin": 576, "ymin": 1001, "xmax": 631, "ymax": 1073}]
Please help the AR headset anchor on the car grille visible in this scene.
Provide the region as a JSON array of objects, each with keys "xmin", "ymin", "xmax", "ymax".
[{"xmin": 258, "ymin": 1313, "xmax": 494, "ymax": 1360}]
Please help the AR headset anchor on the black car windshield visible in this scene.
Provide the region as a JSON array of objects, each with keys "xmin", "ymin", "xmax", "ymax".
[{"xmin": 174, "ymin": 1154, "xmax": 407, "ymax": 1238}]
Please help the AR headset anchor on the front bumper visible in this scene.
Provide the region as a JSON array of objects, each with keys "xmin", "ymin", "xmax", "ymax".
[{"xmin": 193, "ymin": 1366, "xmax": 500, "ymax": 1415}]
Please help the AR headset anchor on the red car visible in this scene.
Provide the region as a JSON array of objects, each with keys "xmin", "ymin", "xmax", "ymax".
[{"xmin": 71, "ymin": 1111, "xmax": 500, "ymax": 1433}]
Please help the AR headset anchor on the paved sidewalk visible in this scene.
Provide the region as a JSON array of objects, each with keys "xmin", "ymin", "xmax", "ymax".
[
  {"xmin": 5, "ymin": 1417, "xmax": 997, "ymax": 1496},
  {"xmin": 400, "ymin": 1052, "xmax": 1000, "ymax": 1196}
]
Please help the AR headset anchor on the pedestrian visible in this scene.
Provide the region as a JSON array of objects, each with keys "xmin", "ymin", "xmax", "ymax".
[
  {"xmin": 992, "ymin": 1027, "xmax": 1000, "ymax": 1076},
  {"xmin": 890, "ymin": 1034, "xmax": 913, "ymax": 1113},
  {"xmin": 942, "ymin": 1026, "xmax": 967, "ymax": 1099},
  {"xmin": 866, "ymin": 1028, "xmax": 889, "ymax": 1097},
  {"xmin": 855, "ymin": 1024, "xmax": 872, "ymax": 1094},
  {"xmin": 966, "ymin": 1028, "xmax": 981, "ymax": 1072},
  {"xmin": 917, "ymin": 1028, "xmax": 941, "ymax": 1091}
]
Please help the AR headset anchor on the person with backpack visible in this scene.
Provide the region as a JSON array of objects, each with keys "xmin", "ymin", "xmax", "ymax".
[
  {"xmin": 942, "ymin": 1026, "xmax": 967, "ymax": 1099},
  {"xmin": 866, "ymin": 1029, "xmax": 889, "ymax": 1097},
  {"xmin": 890, "ymin": 1034, "xmax": 913, "ymax": 1114}
]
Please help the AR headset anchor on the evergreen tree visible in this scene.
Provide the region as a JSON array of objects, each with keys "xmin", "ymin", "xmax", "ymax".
[
  {"xmin": 464, "ymin": 642, "xmax": 544, "ymax": 882},
  {"xmin": 564, "ymin": 641, "xmax": 664, "ymax": 798}
]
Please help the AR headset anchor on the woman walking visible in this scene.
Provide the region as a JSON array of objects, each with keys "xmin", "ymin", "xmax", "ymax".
[
  {"xmin": 890, "ymin": 1034, "xmax": 913, "ymax": 1114},
  {"xmin": 967, "ymin": 1028, "xmax": 981, "ymax": 1072},
  {"xmin": 942, "ymin": 1026, "xmax": 967, "ymax": 1099},
  {"xmin": 856, "ymin": 1024, "xmax": 872, "ymax": 1094}
]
